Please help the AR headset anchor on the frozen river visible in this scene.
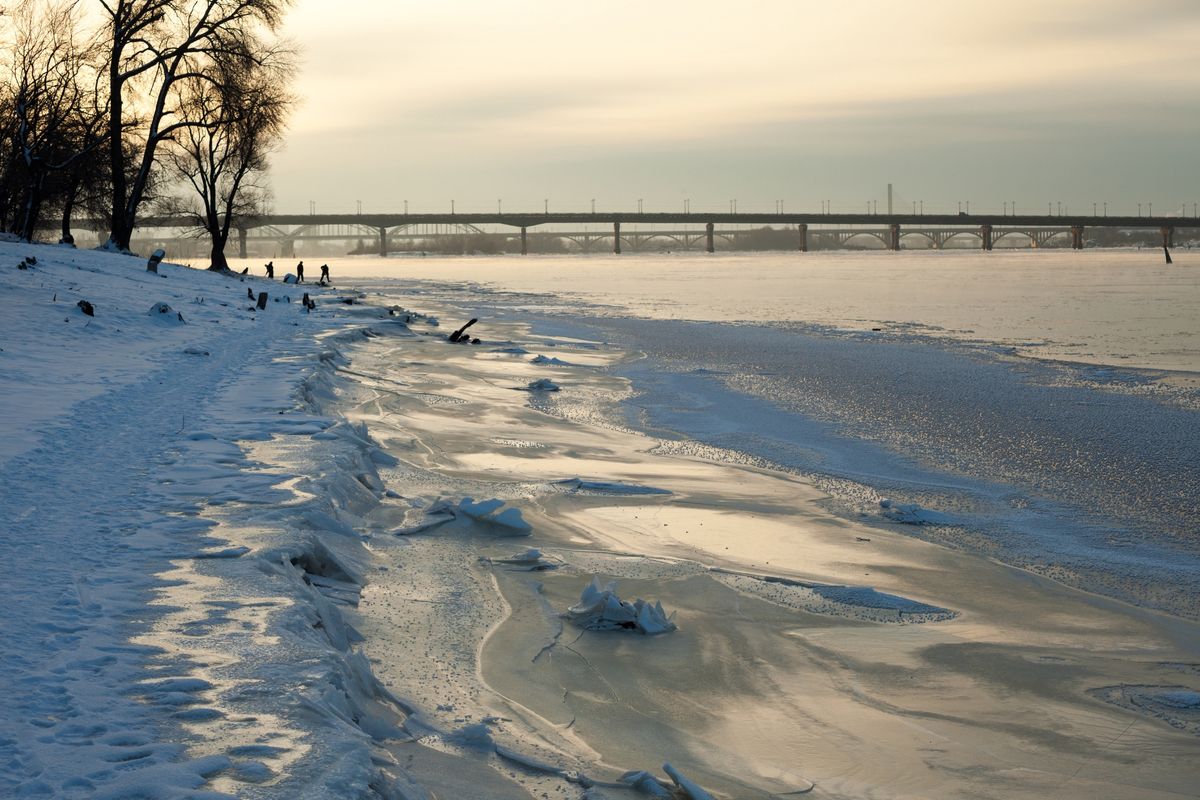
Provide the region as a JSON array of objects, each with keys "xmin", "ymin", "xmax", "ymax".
[
  {"xmin": 269, "ymin": 248, "xmax": 1200, "ymax": 371},
  {"xmin": 232, "ymin": 249, "xmax": 1200, "ymax": 616}
]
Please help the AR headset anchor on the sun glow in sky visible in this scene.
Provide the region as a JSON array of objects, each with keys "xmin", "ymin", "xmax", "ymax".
[{"xmin": 270, "ymin": 0, "xmax": 1200, "ymax": 215}]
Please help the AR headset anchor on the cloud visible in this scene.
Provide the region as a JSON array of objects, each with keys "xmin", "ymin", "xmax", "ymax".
[{"xmin": 267, "ymin": 0, "xmax": 1200, "ymax": 213}]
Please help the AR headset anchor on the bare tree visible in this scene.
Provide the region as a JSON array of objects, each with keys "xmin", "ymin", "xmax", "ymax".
[
  {"xmin": 0, "ymin": 0, "xmax": 106, "ymax": 241},
  {"xmin": 98, "ymin": 0, "xmax": 289, "ymax": 252},
  {"xmin": 169, "ymin": 39, "xmax": 292, "ymax": 271}
]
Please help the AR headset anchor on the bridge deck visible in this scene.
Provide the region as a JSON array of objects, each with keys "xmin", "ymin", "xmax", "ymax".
[{"xmin": 100, "ymin": 211, "xmax": 1200, "ymax": 231}]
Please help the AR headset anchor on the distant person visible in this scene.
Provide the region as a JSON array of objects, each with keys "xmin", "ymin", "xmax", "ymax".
[
  {"xmin": 295, "ymin": 261, "xmax": 304, "ymax": 283},
  {"xmin": 265, "ymin": 260, "xmax": 274, "ymax": 278},
  {"xmin": 319, "ymin": 264, "xmax": 330, "ymax": 285}
]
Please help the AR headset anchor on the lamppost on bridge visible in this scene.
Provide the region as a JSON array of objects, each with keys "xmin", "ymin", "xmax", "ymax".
[
  {"xmin": 966, "ymin": 200, "xmax": 970, "ymax": 214},
  {"xmin": 404, "ymin": 200, "xmax": 408, "ymax": 215},
  {"xmin": 957, "ymin": 201, "xmax": 961, "ymax": 213},
  {"xmin": 919, "ymin": 200, "xmax": 923, "ymax": 215},
  {"xmin": 1149, "ymin": 202, "xmax": 1153, "ymax": 216},
  {"xmin": 684, "ymin": 198, "xmax": 690, "ymax": 214},
  {"xmin": 1138, "ymin": 202, "xmax": 1142, "ymax": 217},
  {"xmin": 544, "ymin": 199, "xmax": 548, "ymax": 215},
  {"xmin": 451, "ymin": 199, "xmax": 455, "ymax": 215},
  {"xmin": 309, "ymin": 200, "xmax": 315, "ymax": 215},
  {"xmin": 1003, "ymin": 201, "xmax": 1007, "ymax": 216},
  {"xmin": 498, "ymin": 199, "xmax": 502, "ymax": 213},
  {"xmin": 591, "ymin": 198, "xmax": 595, "ymax": 214},
  {"xmin": 1104, "ymin": 202, "xmax": 1107, "ymax": 217},
  {"xmin": 1093, "ymin": 202, "xmax": 1097, "ymax": 216},
  {"xmin": 356, "ymin": 200, "xmax": 362, "ymax": 215},
  {"xmin": 638, "ymin": 198, "xmax": 643, "ymax": 213},
  {"xmin": 1057, "ymin": 201, "xmax": 1062, "ymax": 216}
]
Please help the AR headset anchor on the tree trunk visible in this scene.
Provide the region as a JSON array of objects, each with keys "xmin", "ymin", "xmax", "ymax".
[
  {"xmin": 60, "ymin": 174, "xmax": 78, "ymax": 244},
  {"xmin": 208, "ymin": 227, "xmax": 230, "ymax": 271},
  {"xmin": 107, "ymin": 53, "xmax": 128, "ymax": 250},
  {"xmin": 19, "ymin": 175, "xmax": 45, "ymax": 243}
]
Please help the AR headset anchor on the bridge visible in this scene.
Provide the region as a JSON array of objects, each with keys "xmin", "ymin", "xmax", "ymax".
[{"xmin": 66, "ymin": 211, "xmax": 1199, "ymax": 256}]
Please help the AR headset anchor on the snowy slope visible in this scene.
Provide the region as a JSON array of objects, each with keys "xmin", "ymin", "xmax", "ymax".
[{"xmin": 0, "ymin": 243, "xmax": 410, "ymax": 799}]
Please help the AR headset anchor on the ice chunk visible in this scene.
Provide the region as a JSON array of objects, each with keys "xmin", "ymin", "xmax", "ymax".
[
  {"xmin": 619, "ymin": 770, "xmax": 674, "ymax": 797},
  {"xmin": 564, "ymin": 578, "xmax": 676, "ymax": 635},
  {"xmin": 147, "ymin": 302, "xmax": 185, "ymax": 323},
  {"xmin": 458, "ymin": 497, "xmax": 506, "ymax": 519},
  {"xmin": 526, "ymin": 378, "xmax": 560, "ymax": 391},
  {"xmin": 879, "ymin": 498, "xmax": 955, "ymax": 525},
  {"xmin": 486, "ymin": 547, "xmax": 557, "ymax": 571},
  {"xmin": 403, "ymin": 497, "xmax": 534, "ymax": 537},
  {"xmin": 530, "ymin": 355, "xmax": 573, "ymax": 366},
  {"xmin": 490, "ymin": 506, "xmax": 532, "ymax": 533},
  {"xmin": 500, "ymin": 548, "xmax": 542, "ymax": 563},
  {"xmin": 663, "ymin": 763, "xmax": 716, "ymax": 800},
  {"xmin": 554, "ymin": 477, "xmax": 671, "ymax": 496}
]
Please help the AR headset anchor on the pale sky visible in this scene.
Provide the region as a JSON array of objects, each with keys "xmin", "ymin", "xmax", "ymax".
[{"xmin": 269, "ymin": 0, "xmax": 1200, "ymax": 216}]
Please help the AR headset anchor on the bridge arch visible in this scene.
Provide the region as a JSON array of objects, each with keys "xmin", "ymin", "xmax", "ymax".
[
  {"xmin": 941, "ymin": 230, "xmax": 983, "ymax": 247},
  {"xmin": 635, "ymin": 232, "xmax": 687, "ymax": 249},
  {"xmin": 841, "ymin": 231, "xmax": 888, "ymax": 248},
  {"xmin": 899, "ymin": 231, "xmax": 938, "ymax": 247},
  {"xmin": 992, "ymin": 230, "xmax": 1034, "ymax": 247}
]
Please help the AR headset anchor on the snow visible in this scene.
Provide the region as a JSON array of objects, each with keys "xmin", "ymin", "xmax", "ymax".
[{"xmin": 0, "ymin": 242, "xmax": 412, "ymax": 798}]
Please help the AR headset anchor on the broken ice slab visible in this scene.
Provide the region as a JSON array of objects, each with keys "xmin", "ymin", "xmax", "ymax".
[
  {"xmin": 458, "ymin": 498, "xmax": 506, "ymax": 519},
  {"xmin": 456, "ymin": 497, "xmax": 533, "ymax": 534},
  {"xmin": 530, "ymin": 355, "xmax": 574, "ymax": 366},
  {"xmin": 564, "ymin": 578, "xmax": 676, "ymax": 635},
  {"xmin": 484, "ymin": 548, "xmax": 560, "ymax": 571},
  {"xmin": 394, "ymin": 497, "xmax": 532, "ymax": 537},
  {"xmin": 525, "ymin": 378, "xmax": 560, "ymax": 391},
  {"xmin": 878, "ymin": 498, "xmax": 956, "ymax": 525},
  {"xmin": 619, "ymin": 763, "xmax": 720, "ymax": 799},
  {"xmin": 552, "ymin": 477, "xmax": 671, "ymax": 496}
]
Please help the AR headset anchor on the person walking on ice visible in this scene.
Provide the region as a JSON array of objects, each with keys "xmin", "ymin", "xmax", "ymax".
[
  {"xmin": 319, "ymin": 264, "xmax": 330, "ymax": 285},
  {"xmin": 295, "ymin": 261, "xmax": 304, "ymax": 283},
  {"xmin": 265, "ymin": 260, "xmax": 274, "ymax": 278}
]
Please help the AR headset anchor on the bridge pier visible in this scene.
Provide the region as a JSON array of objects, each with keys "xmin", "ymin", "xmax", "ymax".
[
  {"xmin": 1071, "ymin": 226, "xmax": 1084, "ymax": 250},
  {"xmin": 888, "ymin": 224, "xmax": 901, "ymax": 251},
  {"xmin": 1162, "ymin": 226, "xmax": 1174, "ymax": 249},
  {"xmin": 378, "ymin": 226, "xmax": 388, "ymax": 257},
  {"xmin": 237, "ymin": 227, "xmax": 248, "ymax": 258},
  {"xmin": 980, "ymin": 224, "xmax": 993, "ymax": 251},
  {"xmin": 282, "ymin": 239, "xmax": 295, "ymax": 258},
  {"xmin": 705, "ymin": 222, "xmax": 715, "ymax": 253},
  {"xmin": 613, "ymin": 222, "xmax": 621, "ymax": 254},
  {"xmin": 797, "ymin": 223, "xmax": 808, "ymax": 252},
  {"xmin": 520, "ymin": 226, "xmax": 528, "ymax": 255}
]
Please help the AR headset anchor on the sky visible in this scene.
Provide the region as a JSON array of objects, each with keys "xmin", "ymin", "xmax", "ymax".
[{"xmin": 268, "ymin": 0, "xmax": 1200, "ymax": 216}]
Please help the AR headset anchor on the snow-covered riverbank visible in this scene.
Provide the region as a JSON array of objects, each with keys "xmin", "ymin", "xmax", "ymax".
[{"xmin": 0, "ymin": 243, "xmax": 416, "ymax": 798}]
